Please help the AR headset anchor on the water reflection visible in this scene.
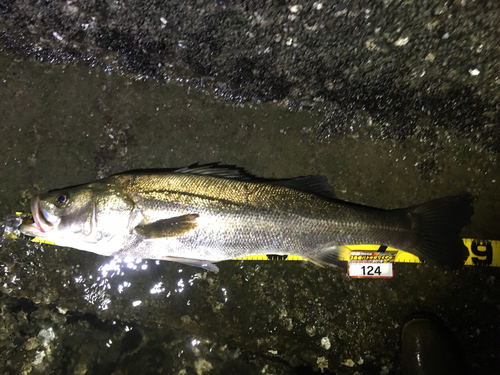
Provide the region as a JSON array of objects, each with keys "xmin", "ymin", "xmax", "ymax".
[
  {"xmin": 117, "ymin": 281, "xmax": 131, "ymax": 294},
  {"xmin": 176, "ymin": 278, "xmax": 185, "ymax": 293},
  {"xmin": 73, "ymin": 256, "xmax": 217, "ymax": 311},
  {"xmin": 2, "ymin": 238, "xmax": 231, "ymax": 314},
  {"xmin": 75, "ymin": 256, "xmax": 150, "ymax": 310},
  {"xmin": 149, "ymin": 282, "xmax": 165, "ymax": 294},
  {"xmin": 98, "ymin": 256, "xmax": 148, "ymax": 278}
]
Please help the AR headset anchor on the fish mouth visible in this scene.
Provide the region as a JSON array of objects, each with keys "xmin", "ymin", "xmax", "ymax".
[{"xmin": 31, "ymin": 196, "xmax": 59, "ymax": 233}]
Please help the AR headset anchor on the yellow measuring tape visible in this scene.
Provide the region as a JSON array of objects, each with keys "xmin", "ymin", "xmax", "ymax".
[
  {"xmin": 234, "ymin": 239, "xmax": 500, "ymax": 267},
  {"xmin": 9, "ymin": 236, "xmax": 500, "ymax": 267},
  {"xmin": 5, "ymin": 213, "xmax": 499, "ymax": 267}
]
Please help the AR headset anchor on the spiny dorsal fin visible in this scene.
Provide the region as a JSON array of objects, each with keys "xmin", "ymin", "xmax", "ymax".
[
  {"xmin": 174, "ymin": 163, "xmax": 255, "ymax": 180},
  {"xmin": 175, "ymin": 164, "xmax": 337, "ymax": 198}
]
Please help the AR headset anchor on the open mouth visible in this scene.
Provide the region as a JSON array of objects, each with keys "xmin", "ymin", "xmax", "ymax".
[{"xmin": 31, "ymin": 196, "xmax": 58, "ymax": 233}]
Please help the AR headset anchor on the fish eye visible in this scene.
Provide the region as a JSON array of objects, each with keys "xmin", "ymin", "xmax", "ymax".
[{"xmin": 55, "ymin": 194, "xmax": 69, "ymax": 207}]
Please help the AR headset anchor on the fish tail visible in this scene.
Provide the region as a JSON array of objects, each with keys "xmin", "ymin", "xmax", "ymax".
[{"xmin": 404, "ymin": 194, "xmax": 474, "ymax": 269}]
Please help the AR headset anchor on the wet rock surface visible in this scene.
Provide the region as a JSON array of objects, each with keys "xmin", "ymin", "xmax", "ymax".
[
  {"xmin": 2, "ymin": 239, "xmax": 499, "ymax": 374},
  {"xmin": 1, "ymin": 1, "xmax": 500, "ymax": 374},
  {"xmin": 1, "ymin": 0, "xmax": 500, "ymax": 149}
]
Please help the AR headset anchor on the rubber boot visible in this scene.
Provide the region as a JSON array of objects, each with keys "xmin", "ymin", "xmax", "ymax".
[{"xmin": 400, "ymin": 314, "xmax": 467, "ymax": 375}]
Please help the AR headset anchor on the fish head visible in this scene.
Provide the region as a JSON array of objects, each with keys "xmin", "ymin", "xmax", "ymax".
[{"xmin": 20, "ymin": 182, "xmax": 135, "ymax": 254}]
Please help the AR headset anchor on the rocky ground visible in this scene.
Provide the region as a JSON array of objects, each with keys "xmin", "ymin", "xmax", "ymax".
[{"xmin": 1, "ymin": 1, "xmax": 499, "ymax": 374}]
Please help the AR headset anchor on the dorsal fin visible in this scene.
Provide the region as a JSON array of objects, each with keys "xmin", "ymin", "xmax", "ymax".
[
  {"xmin": 174, "ymin": 164, "xmax": 336, "ymax": 198},
  {"xmin": 174, "ymin": 163, "xmax": 255, "ymax": 180},
  {"xmin": 274, "ymin": 176, "xmax": 336, "ymax": 199}
]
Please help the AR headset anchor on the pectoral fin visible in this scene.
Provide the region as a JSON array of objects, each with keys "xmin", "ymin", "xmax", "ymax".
[{"xmin": 134, "ymin": 214, "xmax": 199, "ymax": 238}]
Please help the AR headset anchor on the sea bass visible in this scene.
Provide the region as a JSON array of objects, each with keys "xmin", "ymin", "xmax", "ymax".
[{"xmin": 20, "ymin": 164, "xmax": 473, "ymax": 272}]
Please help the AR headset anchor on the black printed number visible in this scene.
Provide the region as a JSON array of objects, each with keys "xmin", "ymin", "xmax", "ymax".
[
  {"xmin": 361, "ymin": 265, "xmax": 382, "ymax": 276},
  {"xmin": 471, "ymin": 240, "xmax": 493, "ymax": 266}
]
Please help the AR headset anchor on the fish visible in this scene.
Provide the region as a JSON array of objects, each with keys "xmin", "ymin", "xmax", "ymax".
[{"xmin": 20, "ymin": 164, "xmax": 474, "ymax": 272}]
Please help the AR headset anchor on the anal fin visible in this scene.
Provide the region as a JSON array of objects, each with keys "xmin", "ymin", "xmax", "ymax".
[{"xmin": 307, "ymin": 246, "xmax": 350, "ymax": 268}]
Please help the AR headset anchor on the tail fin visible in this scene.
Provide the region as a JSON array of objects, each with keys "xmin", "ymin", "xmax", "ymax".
[{"xmin": 405, "ymin": 194, "xmax": 474, "ymax": 269}]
